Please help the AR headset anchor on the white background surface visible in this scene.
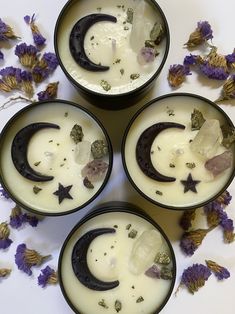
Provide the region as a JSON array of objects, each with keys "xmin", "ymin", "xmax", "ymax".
[{"xmin": 0, "ymin": 0, "xmax": 235, "ymax": 313}]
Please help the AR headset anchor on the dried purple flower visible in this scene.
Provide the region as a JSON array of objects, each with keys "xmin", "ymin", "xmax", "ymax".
[
  {"xmin": 226, "ymin": 51, "xmax": 235, "ymax": 70},
  {"xmin": 32, "ymin": 52, "xmax": 58, "ymax": 83},
  {"xmin": 38, "ymin": 265, "xmax": 58, "ymax": 287},
  {"xmin": 15, "ymin": 243, "xmax": 51, "ymax": 276},
  {"xmin": 15, "ymin": 42, "xmax": 38, "ymax": 68},
  {"xmin": 37, "ymin": 81, "xmax": 59, "ymax": 101},
  {"xmin": 24, "ymin": 14, "xmax": 46, "ymax": 47},
  {"xmin": 216, "ymin": 75, "xmax": 235, "ymax": 102},
  {"xmin": 0, "ymin": 18, "xmax": 18, "ymax": 41},
  {"xmin": 20, "ymin": 70, "xmax": 34, "ymax": 97},
  {"xmin": 180, "ymin": 228, "xmax": 213, "ymax": 256},
  {"xmin": 205, "ymin": 260, "xmax": 230, "ymax": 280},
  {"xmin": 168, "ymin": 64, "xmax": 191, "ymax": 88},
  {"xmin": 183, "ymin": 54, "xmax": 198, "ymax": 66},
  {"xmin": 0, "ymin": 268, "xmax": 11, "ymax": 279},
  {"xmin": 9, "ymin": 205, "xmax": 39, "ymax": 229},
  {"xmin": 184, "ymin": 21, "xmax": 213, "ymax": 48},
  {"xmin": 203, "ymin": 200, "xmax": 228, "ymax": 227},
  {"xmin": 179, "ymin": 263, "xmax": 211, "ymax": 294},
  {"xmin": 216, "ymin": 190, "xmax": 232, "ymax": 206},
  {"xmin": 179, "ymin": 209, "xmax": 197, "ymax": 231},
  {"xmin": 0, "ymin": 50, "xmax": 4, "ymax": 60},
  {"xmin": 137, "ymin": 47, "xmax": 155, "ymax": 65},
  {"xmin": 0, "ymin": 186, "xmax": 11, "ymax": 200},
  {"xmin": 220, "ymin": 218, "xmax": 235, "ymax": 243},
  {"xmin": 9, "ymin": 205, "xmax": 24, "ymax": 229},
  {"xmin": 199, "ymin": 48, "xmax": 229, "ymax": 80},
  {"xmin": 41, "ymin": 52, "xmax": 58, "ymax": 71},
  {"xmin": 0, "ymin": 66, "xmax": 21, "ymax": 90},
  {"xmin": 22, "ymin": 213, "xmax": 39, "ymax": 227},
  {"xmin": 0, "ymin": 222, "xmax": 13, "ymax": 249}
]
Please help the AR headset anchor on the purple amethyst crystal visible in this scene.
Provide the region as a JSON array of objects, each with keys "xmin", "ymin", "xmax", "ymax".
[{"xmin": 205, "ymin": 150, "xmax": 233, "ymax": 176}]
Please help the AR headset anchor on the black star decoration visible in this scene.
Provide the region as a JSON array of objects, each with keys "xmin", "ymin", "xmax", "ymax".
[
  {"xmin": 53, "ymin": 183, "xmax": 73, "ymax": 204},
  {"xmin": 180, "ymin": 173, "xmax": 201, "ymax": 193}
]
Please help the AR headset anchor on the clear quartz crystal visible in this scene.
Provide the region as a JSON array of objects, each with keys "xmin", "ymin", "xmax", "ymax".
[
  {"xmin": 74, "ymin": 140, "xmax": 91, "ymax": 164},
  {"xmin": 129, "ymin": 229, "xmax": 163, "ymax": 275},
  {"xmin": 190, "ymin": 119, "xmax": 223, "ymax": 159},
  {"xmin": 129, "ymin": 1, "xmax": 148, "ymax": 52}
]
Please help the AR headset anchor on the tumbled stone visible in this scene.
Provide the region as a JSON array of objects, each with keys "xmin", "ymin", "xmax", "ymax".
[
  {"xmin": 190, "ymin": 119, "xmax": 223, "ymax": 158},
  {"xmin": 205, "ymin": 150, "xmax": 233, "ymax": 176}
]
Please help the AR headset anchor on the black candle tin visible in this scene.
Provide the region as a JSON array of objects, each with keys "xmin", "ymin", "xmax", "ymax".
[
  {"xmin": 58, "ymin": 201, "xmax": 176, "ymax": 314},
  {"xmin": 0, "ymin": 99, "xmax": 113, "ymax": 216},
  {"xmin": 122, "ymin": 93, "xmax": 235, "ymax": 210},
  {"xmin": 54, "ymin": 0, "xmax": 170, "ymax": 110}
]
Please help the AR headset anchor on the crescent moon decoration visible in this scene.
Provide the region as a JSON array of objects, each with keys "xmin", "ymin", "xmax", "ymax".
[
  {"xmin": 136, "ymin": 122, "xmax": 185, "ymax": 182},
  {"xmin": 11, "ymin": 122, "xmax": 60, "ymax": 182},
  {"xmin": 72, "ymin": 228, "xmax": 119, "ymax": 291},
  {"xmin": 69, "ymin": 14, "xmax": 117, "ymax": 71}
]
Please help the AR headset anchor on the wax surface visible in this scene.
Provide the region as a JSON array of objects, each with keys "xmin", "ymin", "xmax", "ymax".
[
  {"xmin": 57, "ymin": 0, "xmax": 167, "ymax": 94},
  {"xmin": 124, "ymin": 95, "xmax": 234, "ymax": 208},
  {"xmin": 0, "ymin": 102, "xmax": 110, "ymax": 214},
  {"xmin": 61, "ymin": 212, "xmax": 173, "ymax": 314}
]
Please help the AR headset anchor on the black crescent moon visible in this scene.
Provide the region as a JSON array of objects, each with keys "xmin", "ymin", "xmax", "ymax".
[
  {"xmin": 69, "ymin": 14, "xmax": 117, "ymax": 71},
  {"xmin": 136, "ymin": 122, "xmax": 185, "ymax": 182},
  {"xmin": 11, "ymin": 122, "xmax": 60, "ymax": 182},
  {"xmin": 72, "ymin": 228, "xmax": 119, "ymax": 291}
]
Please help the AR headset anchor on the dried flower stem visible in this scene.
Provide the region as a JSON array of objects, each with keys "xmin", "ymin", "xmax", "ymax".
[
  {"xmin": 0, "ymin": 268, "xmax": 11, "ymax": 278},
  {"xmin": 0, "ymin": 95, "xmax": 35, "ymax": 111}
]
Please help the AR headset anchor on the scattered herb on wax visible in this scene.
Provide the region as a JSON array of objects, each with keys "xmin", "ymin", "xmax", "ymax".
[
  {"xmin": 33, "ymin": 185, "xmax": 42, "ymax": 194},
  {"xmin": 128, "ymin": 229, "xmax": 138, "ymax": 239},
  {"xmin": 169, "ymin": 163, "xmax": 175, "ymax": 168},
  {"xmin": 120, "ymin": 68, "xmax": 124, "ymax": 75},
  {"xmin": 98, "ymin": 299, "xmax": 109, "ymax": 309},
  {"xmin": 130, "ymin": 73, "xmax": 140, "ymax": 80},
  {"xmin": 186, "ymin": 162, "xmax": 196, "ymax": 169},
  {"xmin": 113, "ymin": 225, "xmax": 118, "ymax": 229},
  {"xmin": 126, "ymin": 223, "xmax": 131, "ymax": 230},
  {"xmin": 136, "ymin": 296, "xmax": 144, "ymax": 303},
  {"xmin": 34, "ymin": 161, "xmax": 41, "ymax": 166},
  {"xmin": 115, "ymin": 300, "xmax": 122, "ymax": 313},
  {"xmin": 166, "ymin": 108, "xmax": 175, "ymax": 116},
  {"xmin": 156, "ymin": 190, "xmax": 163, "ymax": 196},
  {"xmin": 64, "ymin": 112, "xmax": 68, "ymax": 117},
  {"xmin": 100, "ymin": 79, "xmax": 111, "ymax": 91}
]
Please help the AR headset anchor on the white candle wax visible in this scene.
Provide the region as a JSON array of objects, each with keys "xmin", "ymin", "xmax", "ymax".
[
  {"xmin": 0, "ymin": 101, "xmax": 111, "ymax": 214},
  {"xmin": 57, "ymin": 0, "xmax": 167, "ymax": 95},
  {"xmin": 60, "ymin": 211, "xmax": 174, "ymax": 314},
  {"xmin": 124, "ymin": 95, "xmax": 234, "ymax": 208}
]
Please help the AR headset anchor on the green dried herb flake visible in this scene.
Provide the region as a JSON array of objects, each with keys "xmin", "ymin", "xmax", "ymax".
[
  {"xmin": 160, "ymin": 267, "xmax": 173, "ymax": 280},
  {"xmin": 191, "ymin": 109, "xmax": 206, "ymax": 131},
  {"xmin": 70, "ymin": 124, "xmax": 84, "ymax": 144},
  {"xmin": 156, "ymin": 190, "xmax": 163, "ymax": 196},
  {"xmin": 136, "ymin": 296, "xmax": 144, "ymax": 303},
  {"xmin": 100, "ymin": 80, "xmax": 111, "ymax": 91},
  {"xmin": 90, "ymin": 35, "xmax": 94, "ymax": 40},
  {"xmin": 130, "ymin": 73, "xmax": 140, "ymax": 80},
  {"xmin": 169, "ymin": 163, "xmax": 175, "ymax": 168},
  {"xmin": 115, "ymin": 300, "xmax": 122, "ymax": 313},
  {"xmin": 155, "ymin": 252, "xmax": 171, "ymax": 265},
  {"xmin": 98, "ymin": 299, "xmax": 108, "ymax": 309},
  {"xmin": 120, "ymin": 68, "xmax": 124, "ymax": 75},
  {"xmin": 64, "ymin": 112, "xmax": 68, "ymax": 117},
  {"xmin": 83, "ymin": 177, "xmax": 94, "ymax": 189},
  {"xmin": 150, "ymin": 22, "xmax": 165, "ymax": 45},
  {"xmin": 97, "ymin": 7, "xmax": 102, "ymax": 11},
  {"xmin": 91, "ymin": 139, "xmax": 108, "ymax": 159},
  {"xmin": 34, "ymin": 161, "xmax": 41, "ymax": 166},
  {"xmin": 186, "ymin": 162, "xmax": 196, "ymax": 169},
  {"xmin": 167, "ymin": 107, "xmax": 175, "ymax": 116},
  {"xmin": 221, "ymin": 124, "xmax": 235, "ymax": 148},
  {"xmin": 114, "ymin": 58, "xmax": 121, "ymax": 64},
  {"xmin": 126, "ymin": 223, "xmax": 132, "ymax": 230},
  {"xmin": 33, "ymin": 186, "xmax": 42, "ymax": 194},
  {"xmin": 128, "ymin": 229, "xmax": 138, "ymax": 238},
  {"xmin": 126, "ymin": 8, "xmax": 134, "ymax": 24},
  {"xmin": 124, "ymin": 26, "xmax": 129, "ymax": 31}
]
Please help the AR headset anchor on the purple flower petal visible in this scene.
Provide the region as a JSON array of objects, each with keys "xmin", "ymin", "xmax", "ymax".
[
  {"xmin": 199, "ymin": 62, "xmax": 229, "ymax": 80},
  {"xmin": 22, "ymin": 213, "xmax": 39, "ymax": 227},
  {"xmin": 0, "ymin": 50, "xmax": 4, "ymax": 60},
  {"xmin": 197, "ymin": 21, "xmax": 213, "ymax": 41},
  {"xmin": 226, "ymin": 52, "xmax": 235, "ymax": 64},
  {"xmin": 0, "ymin": 187, "xmax": 11, "ymax": 200},
  {"xmin": 0, "ymin": 238, "xmax": 13, "ymax": 249},
  {"xmin": 15, "ymin": 42, "xmax": 38, "ymax": 57},
  {"xmin": 33, "ymin": 33, "xmax": 46, "ymax": 47},
  {"xmin": 42, "ymin": 52, "xmax": 58, "ymax": 71},
  {"xmin": 24, "ymin": 15, "xmax": 31, "ymax": 24},
  {"xmin": 15, "ymin": 243, "xmax": 32, "ymax": 276},
  {"xmin": 183, "ymin": 54, "xmax": 198, "ymax": 66},
  {"xmin": 38, "ymin": 266, "xmax": 55, "ymax": 287},
  {"xmin": 181, "ymin": 263, "xmax": 211, "ymax": 293}
]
